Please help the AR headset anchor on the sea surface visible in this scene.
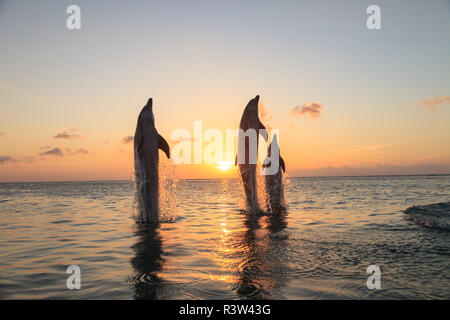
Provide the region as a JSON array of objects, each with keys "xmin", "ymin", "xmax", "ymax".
[{"xmin": 0, "ymin": 175, "xmax": 449, "ymax": 299}]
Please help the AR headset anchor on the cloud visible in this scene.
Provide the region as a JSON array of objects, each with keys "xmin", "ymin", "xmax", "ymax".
[
  {"xmin": 419, "ymin": 96, "xmax": 450, "ymax": 110},
  {"xmin": 0, "ymin": 155, "xmax": 34, "ymax": 165},
  {"xmin": 1, "ymin": 147, "xmax": 90, "ymax": 165},
  {"xmin": 53, "ymin": 132, "xmax": 83, "ymax": 140},
  {"xmin": 66, "ymin": 148, "xmax": 90, "ymax": 156},
  {"xmin": 0, "ymin": 131, "xmax": 3, "ymax": 136},
  {"xmin": 37, "ymin": 147, "xmax": 91, "ymax": 158},
  {"xmin": 122, "ymin": 136, "xmax": 134, "ymax": 144},
  {"xmin": 73, "ymin": 148, "xmax": 89, "ymax": 155},
  {"xmin": 0, "ymin": 156, "xmax": 16, "ymax": 164},
  {"xmin": 291, "ymin": 102, "xmax": 323, "ymax": 119},
  {"xmin": 39, "ymin": 148, "xmax": 63, "ymax": 157},
  {"xmin": 289, "ymin": 162, "xmax": 450, "ymax": 177},
  {"xmin": 53, "ymin": 128, "xmax": 83, "ymax": 140}
]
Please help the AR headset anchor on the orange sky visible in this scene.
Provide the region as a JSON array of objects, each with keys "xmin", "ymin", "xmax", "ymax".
[
  {"xmin": 1, "ymin": 95, "xmax": 450, "ymax": 182},
  {"xmin": 1, "ymin": 1, "xmax": 450, "ymax": 182}
]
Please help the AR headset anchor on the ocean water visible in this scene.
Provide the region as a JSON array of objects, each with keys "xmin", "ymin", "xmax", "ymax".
[{"xmin": 0, "ymin": 175, "xmax": 449, "ymax": 299}]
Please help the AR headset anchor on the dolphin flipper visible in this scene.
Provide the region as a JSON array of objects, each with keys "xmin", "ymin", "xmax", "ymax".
[
  {"xmin": 280, "ymin": 156, "xmax": 285, "ymax": 173},
  {"xmin": 258, "ymin": 121, "xmax": 268, "ymax": 142},
  {"xmin": 158, "ymin": 134, "xmax": 170, "ymax": 159}
]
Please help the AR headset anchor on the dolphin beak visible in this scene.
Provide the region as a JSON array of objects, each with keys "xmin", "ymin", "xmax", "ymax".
[
  {"xmin": 254, "ymin": 95, "xmax": 260, "ymax": 103},
  {"xmin": 146, "ymin": 98, "xmax": 153, "ymax": 107}
]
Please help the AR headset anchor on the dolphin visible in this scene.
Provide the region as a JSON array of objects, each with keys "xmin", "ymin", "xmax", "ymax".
[
  {"xmin": 262, "ymin": 134, "xmax": 286, "ymax": 213},
  {"xmin": 235, "ymin": 95, "xmax": 268, "ymax": 213},
  {"xmin": 134, "ymin": 98, "xmax": 170, "ymax": 223}
]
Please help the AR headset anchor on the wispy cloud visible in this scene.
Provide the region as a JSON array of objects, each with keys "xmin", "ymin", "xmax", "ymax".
[
  {"xmin": 419, "ymin": 96, "xmax": 450, "ymax": 110},
  {"xmin": 53, "ymin": 128, "xmax": 83, "ymax": 140},
  {"xmin": 291, "ymin": 102, "xmax": 323, "ymax": 119},
  {"xmin": 122, "ymin": 136, "xmax": 134, "ymax": 144},
  {"xmin": 0, "ymin": 146, "xmax": 95, "ymax": 165},
  {"xmin": 37, "ymin": 147, "xmax": 91, "ymax": 157},
  {"xmin": 66, "ymin": 148, "xmax": 90, "ymax": 156},
  {"xmin": 0, "ymin": 155, "xmax": 34, "ymax": 165},
  {"xmin": 39, "ymin": 148, "xmax": 64, "ymax": 157},
  {"xmin": 73, "ymin": 148, "xmax": 89, "ymax": 155},
  {"xmin": 0, "ymin": 156, "xmax": 16, "ymax": 164},
  {"xmin": 1, "ymin": 146, "xmax": 90, "ymax": 165}
]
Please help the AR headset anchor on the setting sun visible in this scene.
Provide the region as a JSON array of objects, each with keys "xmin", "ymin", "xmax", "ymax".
[{"xmin": 217, "ymin": 161, "xmax": 233, "ymax": 171}]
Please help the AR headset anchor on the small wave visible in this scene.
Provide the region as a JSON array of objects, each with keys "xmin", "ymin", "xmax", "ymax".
[
  {"xmin": 51, "ymin": 220, "xmax": 73, "ymax": 224},
  {"xmin": 403, "ymin": 202, "xmax": 450, "ymax": 231}
]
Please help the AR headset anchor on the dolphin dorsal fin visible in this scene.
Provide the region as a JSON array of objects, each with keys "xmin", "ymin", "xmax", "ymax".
[{"xmin": 158, "ymin": 134, "xmax": 170, "ymax": 159}]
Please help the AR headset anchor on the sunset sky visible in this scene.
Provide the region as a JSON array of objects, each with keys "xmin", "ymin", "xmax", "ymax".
[{"xmin": 1, "ymin": 0, "xmax": 449, "ymax": 182}]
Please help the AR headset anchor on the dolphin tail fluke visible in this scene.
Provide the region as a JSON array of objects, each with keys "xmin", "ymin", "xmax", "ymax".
[
  {"xmin": 158, "ymin": 134, "xmax": 170, "ymax": 159},
  {"xmin": 280, "ymin": 156, "xmax": 286, "ymax": 173}
]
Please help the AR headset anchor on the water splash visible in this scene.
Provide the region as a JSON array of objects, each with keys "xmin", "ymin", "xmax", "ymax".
[
  {"xmin": 237, "ymin": 164, "xmax": 269, "ymax": 214},
  {"xmin": 158, "ymin": 156, "xmax": 177, "ymax": 223},
  {"xmin": 132, "ymin": 152, "xmax": 177, "ymax": 223},
  {"xmin": 280, "ymin": 172, "xmax": 291, "ymax": 209},
  {"xmin": 237, "ymin": 164, "xmax": 290, "ymax": 214},
  {"xmin": 132, "ymin": 152, "xmax": 146, "ymax": 223},
  {"xmin": 263, "ymin": 168, "xmax": 290, "ymax": 213},
  {"xmin": 256, "ymin": 163, "xmax": 268, "ymax": 212}
]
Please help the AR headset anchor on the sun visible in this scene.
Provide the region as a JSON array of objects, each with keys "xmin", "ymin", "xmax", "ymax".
[{"xmin": 217, "ymin": 161, "xmax": 233, "ymax": 171}]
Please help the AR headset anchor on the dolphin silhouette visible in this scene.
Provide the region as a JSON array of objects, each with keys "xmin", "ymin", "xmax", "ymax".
[
  {"xmin": 236, "ymin": 95, "xmax": 268, "ymax": 213},
  {"xmin": 134, "ymin": 98, "xmax": 170, "ymax": 223},
  {"xmin": 262, "ymin": 134, "xmax": 286, "ymax": 213}
]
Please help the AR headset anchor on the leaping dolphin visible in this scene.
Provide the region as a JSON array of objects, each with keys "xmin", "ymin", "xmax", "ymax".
[
  {"xmin": 134, "ymin": 98, "xmax": 170, "ymax": 223},
  {"xmin": 235, "ymin": 95, "xmax": 268, "ymax": 214},
  {"xmin": 262, "ymin": 134, "xmax": 286, "ymax": 213}
]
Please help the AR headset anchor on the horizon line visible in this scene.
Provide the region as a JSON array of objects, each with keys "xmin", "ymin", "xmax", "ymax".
[{"xmin": 1, "ymin": 173, "xmax": 449, "ymax": 184}]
